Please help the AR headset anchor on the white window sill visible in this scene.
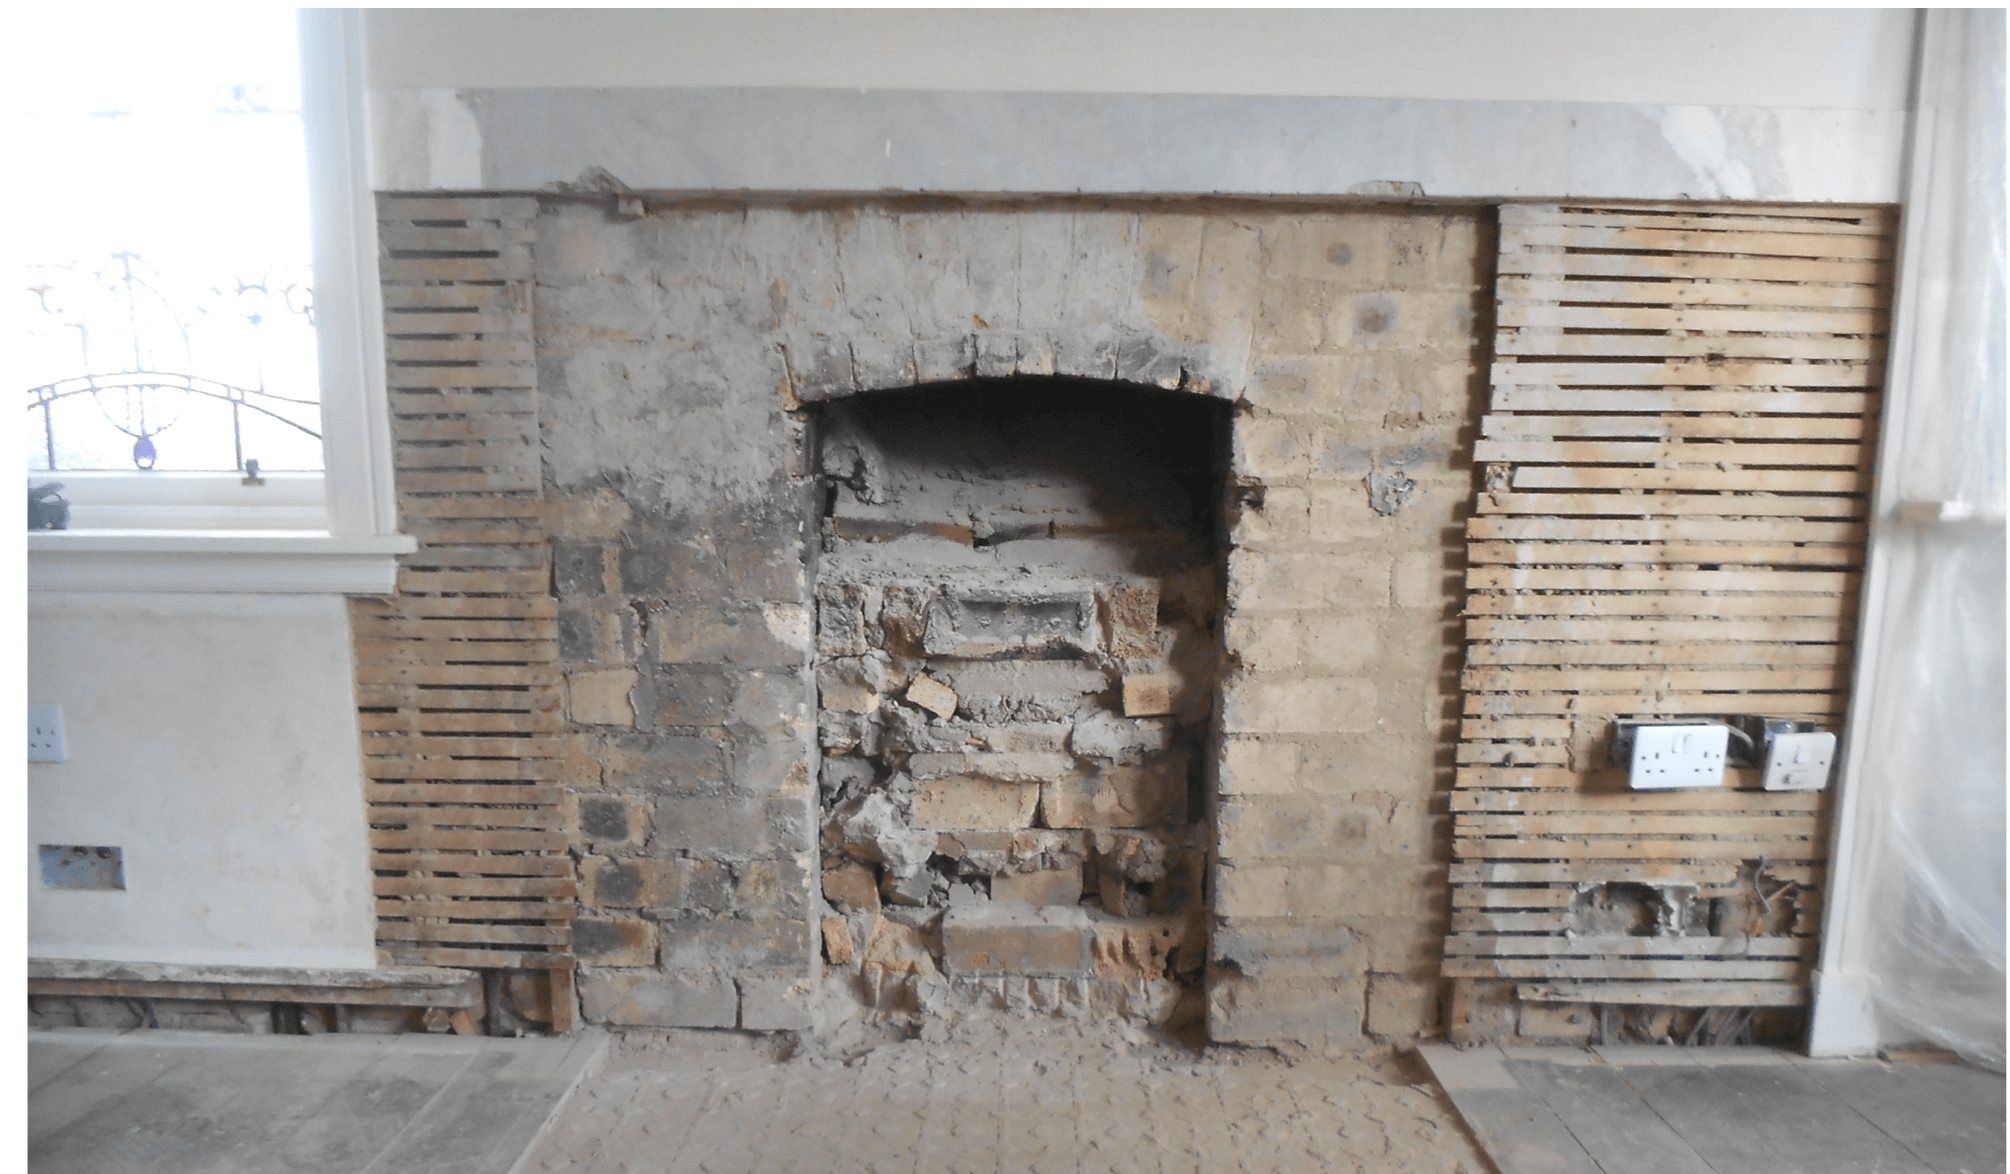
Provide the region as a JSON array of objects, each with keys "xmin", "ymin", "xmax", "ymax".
[{"xmin": 28, "ymin": 530, "xmax": 417, "ymax": 594}]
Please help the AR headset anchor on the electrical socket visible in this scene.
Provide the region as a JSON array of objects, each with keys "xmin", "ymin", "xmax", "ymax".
[
  {"xmin": 1628, "ymin": 723, "xmax": 1727, "ymax": 790},
  {"xmin": 28, "ymin": 705, "xmax": 67, "ymax": 763},
  {"xmin": 1762, "ymin": 730, "xmax": 1836, "ymax": 792}
]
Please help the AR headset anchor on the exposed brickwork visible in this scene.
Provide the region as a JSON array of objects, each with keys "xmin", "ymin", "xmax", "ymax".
[{"xmin": 529, "ymin": 200, "xmax": 1486, "ymax": 1039}]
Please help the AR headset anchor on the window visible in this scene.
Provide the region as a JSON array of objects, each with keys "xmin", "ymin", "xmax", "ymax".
[{"xmin": 22, "ymin": 10, "xmax": 410, "ymax": 590}]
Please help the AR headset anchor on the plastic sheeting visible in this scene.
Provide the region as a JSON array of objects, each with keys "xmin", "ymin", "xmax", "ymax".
[{"xmin": 1829, "ymin": 8, "xmax": 2006, "ymax": 1071}]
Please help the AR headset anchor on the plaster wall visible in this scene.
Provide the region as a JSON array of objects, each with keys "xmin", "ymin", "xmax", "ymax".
[
  {"xmin": 27, "ymin": 592, "xmax": 378, "ymax": 969},
  {"xmin": 362, "ymin": 10, "xmax": 1915, "ymax": 202}
]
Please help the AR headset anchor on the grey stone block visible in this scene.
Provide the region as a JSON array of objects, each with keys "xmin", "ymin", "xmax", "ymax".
[
  {"xmin": 658, "ymin": 918, "xmax": 812, "ymax": 970},
  {"xmin": 551, "ymin": 542, "xmax": 607, "ymax": 596},
  {"xmin": 579, "ymin": 970, "xmax": 738, "ymax": 1028},
  {"xmin": 578, "ymin": 795, "xmax": 631, "ymax": 841},
  {"xmin": 737, "ymin": 971, "xmax": 815, "ymax": 1031},
  {"xmin": 601, "ymin": 733, "xmax": 727, "ymax": 790}
]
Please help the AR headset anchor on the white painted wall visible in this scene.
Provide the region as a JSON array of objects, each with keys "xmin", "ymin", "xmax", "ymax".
[
  {"xmin": 361, "ymin": 8, "xmax": 1916, "ymax": 201},
  {"xmin": 28, "ymin": 593, "xmax": 377, "ymax": 969},
  {"xmin": 363, "ymin": 9, "xmax": 1913, "ymax": 109}
]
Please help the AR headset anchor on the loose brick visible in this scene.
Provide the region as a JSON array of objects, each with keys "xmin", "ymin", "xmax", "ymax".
[
  {"xmin": 1102, "ymin": 583, "xmax": 1161, "ymax": 657},
  {"xmin": 822, "ymin": 861, "xmax": 881, "ymax": 913},
  {"xmin": 942, "ymin": 903, "xmax": 1092, "ymax": 977},
  {"xmin": 1121, "ymin": 674, "xmax": 1173, "ymax": 717},
  {"xmin": 821, "ymin": 916, "xmax": 855, "ymax": 965},
  {"xmin": 571, "ymin": 918, "xmax": 657, "ymax": 967},
  {"xmin": 860, "ymin": 914, "xmax": 937, "ymax": 975},
  {"xmin": 904, "ymin": 674, "xmax": 958, "ymax": 720},
  {"xmin": 912, "ymin": 778, "xmax": 1039, "ymax": 829},
  {"xmin": 578, "ymin": 970, "xmax": 736, "ymax": 1028},
  {"xmin": 569, "ymin": 668, "xmax": 637, "ymax": 727}
]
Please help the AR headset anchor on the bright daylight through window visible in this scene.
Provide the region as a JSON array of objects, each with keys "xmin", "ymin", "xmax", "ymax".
[{"xmin": 23, "ymin": 10, "xmax": 324, "ymax": 527}]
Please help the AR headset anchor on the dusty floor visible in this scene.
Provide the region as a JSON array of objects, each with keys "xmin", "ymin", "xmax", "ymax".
[{"xmin": 526, "ymin": 1020, "xmax": 1491, "ymax": 1174}]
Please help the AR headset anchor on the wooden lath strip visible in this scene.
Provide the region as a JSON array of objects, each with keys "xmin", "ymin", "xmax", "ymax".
[
  {"xmin": 354, "ymin": 196, "xmax": 572, "ymax": 1006},
  {"xmin": 1446, "ymin": 201, "xmax": 1890, "ymax": 1036}
]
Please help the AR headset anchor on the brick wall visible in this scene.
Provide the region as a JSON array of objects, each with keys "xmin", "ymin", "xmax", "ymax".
[{"xmin": 530, "ymin": 200, "xmax": 1491, "ymax": 1039}]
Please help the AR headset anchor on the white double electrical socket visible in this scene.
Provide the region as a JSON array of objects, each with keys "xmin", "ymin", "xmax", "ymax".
[
  {"xmin": 1762, "ymin": 731, "xmax": 1836, "ymax": 792},
  {"xmin": 1628, "ymin": 723, "xmax": 1728, "ymax": 790},
  {"xmin": 28, "ymin": 705, "xmax": 67, "ymax": 763}
]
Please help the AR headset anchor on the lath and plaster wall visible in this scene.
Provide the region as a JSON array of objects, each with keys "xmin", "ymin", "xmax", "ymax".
[{"xmin": 536, "ymin": 199, "xmax": 1488, "ymax": 1041}]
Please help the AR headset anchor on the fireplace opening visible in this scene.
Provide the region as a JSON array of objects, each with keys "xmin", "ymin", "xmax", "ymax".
[{"xmin": 811, "ymin": 378, "xmax": 1230, "ymax": 1020}]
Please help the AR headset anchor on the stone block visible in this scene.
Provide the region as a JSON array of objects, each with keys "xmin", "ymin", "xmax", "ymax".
[
  {"xmin": 991, "ymin": 866, "xmax": 1084, "ymax": 907},
  {"xmin": 942, "ymin": 903, "xmax": 1093, "ymax": 977},
  {"xmin": 576, "ymin": 793, "xmax": 638, "ymax": 843},
  {"xmin": 1207, "ymin": 972, "xmax": 1364, "ymax": 1046},
  {"xmin": 1214, "ymin": 864, "xmax": 1291, "ymax": 919},
  {"xmin": 1307, "ymin": 481, "xmax": 1382, "ymax": 543},
  {"xmin": 646, "ymin": 665, "xmax": 733, "ymax": 728},
  {"xmin": 922, "ymin": 589, "xmax": 1099, "ymax": 658},
  {"xmin": 658, "ymin": 918, "xmax": 810, "ymax": 970},
  {"xmin": 1221, "ymin": 676, "xmax": 1376, "ymax": 734},
  {"xmin": 571, "ymin": 918, "xmax": 657, "ymax": 967},
  {"xmin": 1211, "ymin": 920, "xmax": 1366, "ymax": 977},
  {"xmin": 558, "ymin": 601, "xmax": 637, "ymax": 664},
  {"xmin": 1230, "ymin": 415, "xmax": 1308, "ymax": 480},
  {"xmin": 729, "ymin": 669, "xmax": 809, "ymax": 734},
  {"xmin": 1040, "ymin": 760, "xmax": 1188, "ymax": 830},
  {"xmin": 650, "ymin": 794, "xmax": 790, "ymax": 853},
  {"xmin": 941, "ymin": 661, "xmax": 1108, "ymax": 724},
  {"xmin": 656, "ymin": 605, "xmax": 806, "ymax": 666},
  {"xmin": 1393, "ymin": 551, "xmax": 1443, "ymax": 610},
  {"xmin": 913, "ymin": 778, "xmax": 1040, "ymax": 830},
  {"xmin": 822, "ymin": 861, "xmax": 881, "ymax": 913},
  {"xmin": 1218, "ymin": 738, "xmax": 1300, "ymax": 796},
  {"xmin": 1102, "ymin": 583, "xmax": 1161, "ymax": 657},
  {"xmin": 569, "ymin": 668, "xmax": 637, "ymax": 727},
  {"xmin": 580, "ymin": 857, "xmax": 677, "ymax": 909},
  {"xmin": 1121, "ymin": 674, "xmax": 1173, "ymax": 717},
  {"xmin": 1069, "ymin": 713, "xmax": 1171, "ymax": 764},
  {"xmin": 544, "ymin": 488, "xmax": 632, "ymax": 540},
  {"xmin": 579, "ymin": 970, "xmax": 737, "ymax": 1028},
  {"xmin": 738, "ymin": 972, "xmax": 815, "ymax": 1031},
  {"xmin": 601, "ymin": 733, "xmax": 726, "ymax": 790},
  {"xmin": 733, "ymin": 857, "xmax": 811, "ymax": 920},
  {"xmin": 1229, "ymin": 486, "xmax": 1309, "ymax": 548},
  {"xmin": 1218, "ymin": 796, "xmax": 1374, "ymax": 861},
  {"xmin": 1226, "ymin": 551, "xmax": 1389, "ymax": 612},
  {"xmin": 552, "ymin": 542, "xmax": 611, "ymax": 597},
  {"xmin": 1367, "ymin": 976, "xmax": 1444, "ymax": 1038},
  {"xmin": 904, "ymin": 674, "xmax": 958, "ymax": 720}
]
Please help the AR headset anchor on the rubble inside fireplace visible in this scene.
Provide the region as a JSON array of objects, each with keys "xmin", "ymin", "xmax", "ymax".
[{"xmin": 810, "ymin": 380, "xmax": 1228, "ymax": 1026}]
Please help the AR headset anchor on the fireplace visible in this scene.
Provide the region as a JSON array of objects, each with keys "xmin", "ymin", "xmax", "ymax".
[{"xmin": 809, "ymin": 380, "xmax": 1229, "ymax": 1022}]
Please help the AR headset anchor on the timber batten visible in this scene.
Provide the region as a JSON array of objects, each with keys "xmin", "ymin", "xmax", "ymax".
[
  {"xmin": 351, "ymin": 196, "xmax": 575, "ymax": 1030},
  {"xmin": 1443, "ymin": 202, "xmax": 1892, "ymax": 1039}
]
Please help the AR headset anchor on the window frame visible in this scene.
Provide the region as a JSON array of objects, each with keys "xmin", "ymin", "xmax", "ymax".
[{"xmin": 27, "ymin": 10, "xmax": 413, "ymax": 593}]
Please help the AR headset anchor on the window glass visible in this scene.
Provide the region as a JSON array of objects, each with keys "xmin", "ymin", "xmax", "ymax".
[{"xmin": 22, "ymin": 10, "xmax": 322, "ymax": 475}]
